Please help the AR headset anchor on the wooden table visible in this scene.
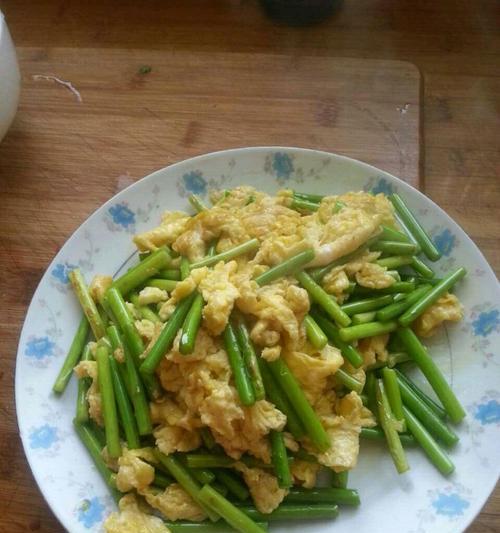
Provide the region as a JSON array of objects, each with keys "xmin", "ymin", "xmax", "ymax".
[{"xmin": 0, "ymin": 1, "xmax": 498, "ymax": 532}]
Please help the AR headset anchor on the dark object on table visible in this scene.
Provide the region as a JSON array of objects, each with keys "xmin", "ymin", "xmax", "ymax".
[{"xmin": 260, "ymin": 0, "xmax": 341, "ymax": 26}]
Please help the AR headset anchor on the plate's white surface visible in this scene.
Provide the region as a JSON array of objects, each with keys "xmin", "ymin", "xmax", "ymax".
[{"xmin": 16, "ymin": 147, "xmax": 500, "ymax": 533}]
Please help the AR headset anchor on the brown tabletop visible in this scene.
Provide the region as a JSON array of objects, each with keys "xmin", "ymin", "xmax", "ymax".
[{"xmin": 0, "ymin": 1, "xmax": 498, "ymax": 532}]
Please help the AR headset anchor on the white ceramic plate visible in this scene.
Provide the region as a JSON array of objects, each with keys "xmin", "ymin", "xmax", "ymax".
[{"xmin": 16, "ymin": 147, "xmax": 500, "ymax": 533}]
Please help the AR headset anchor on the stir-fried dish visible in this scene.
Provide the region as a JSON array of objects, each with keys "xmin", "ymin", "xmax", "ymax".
[{"xmin": 52, "ymin": 187, "xmax": 467, "ymax": 533}]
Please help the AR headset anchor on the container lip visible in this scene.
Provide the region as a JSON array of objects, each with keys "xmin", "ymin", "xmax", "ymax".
[{"xmin": 0, "ymin": 12, "xmax": 5, "ymax": 42}]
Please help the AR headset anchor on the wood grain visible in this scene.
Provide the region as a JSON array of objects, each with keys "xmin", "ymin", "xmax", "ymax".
[
  {"xmin": 0, "ymin": 1, "xmax": 498, "ymax": 532},
  {"xmin": 11, "ymin": 48, "xmax": 421, "ymax": 185}
]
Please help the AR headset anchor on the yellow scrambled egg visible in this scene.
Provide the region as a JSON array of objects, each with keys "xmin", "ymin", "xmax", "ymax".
[
  {"xmin": 235, "ymin": 463, "xmax": 288, "ymax": 513},
  {"xmin": 312, "ymin": 392, "xmax": 376, "ymax": 471},
  {"xmin": 355, "ymin": 263, "xmax": 395, "ymax": 289},
  {"xmin": 358, "ymin": 334, "xmax": 390, "ymax": 367},
  {"xmin": 413, "ymin": 293, "xmax": 463, "ymax": 337},
  {"xmin": 283, "ymin": 344, "xmax": 343, "ymax": 404},
  {"xmin": 104, "ymin": 494, "xmax": 171, "ymax": 533},
  {"xmin": 198, "ymin": 261, "xmax": 240, "ymax": 335},
  {"xmin": 138, "ymin": 287, "xmax": 169, "ymax": 306},
  {"xmin": 142, "ymin": 484, "xmax": 206, "ymax": 522},
  {"xmin": 89, "ymin": 275, "xmax": 113, "ymax": 304},
  {"xmin": 73, "ymin": 360, "xmax": 102, "ymax": 426},
  {"xmin": 115, "ymin": 448, "xmax": 155, "ymax": 493},
  {"xmin": 322, "ymin": 270, "xmax": 350, "ymax": 300},
  {"xmin": 291, "ymin": 459, "xmax": 321, "ymax": 488},
  {"xmin": 134, "ymin": 211, "xmax": 191, "ymax": 252}
]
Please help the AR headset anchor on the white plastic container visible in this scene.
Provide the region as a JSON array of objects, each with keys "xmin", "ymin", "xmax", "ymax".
[{"xmin": 0, "ymin": 11, "xmax": 20, "ymax": 142}]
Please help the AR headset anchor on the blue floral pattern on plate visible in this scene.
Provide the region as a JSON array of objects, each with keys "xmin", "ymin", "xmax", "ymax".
[
  {"xmin": 472, "ymin": 309, "xmax": 500, "ymax": 337},
  {"xmin": 363, "ymin": 176, "xmax": 398, "ymax": 195},
  {"xmin": 461, "ymin": 303, "xmax": 500, "ymax": 367},
  {"xmin": 25, "ymin": 336, "xmax": 56, "ymax": 360},
  {"xmin": 433, "ymin": 228, "xmax": 456, "ymax": 257},
  {"xmin": 29, "ymin": 424, "xmax": 59, "ymax": 449},
  {"xmin": 182, "ymin": 170, "xmax": 207, "ymax": 195},
  {"xmin": 432, "ymin": 492, "xmax": 470, "ymax": 518},
  {"xmin": 110, "ymin": 203, "xmax": 135, "ymax": 228},
  {"xmin": 373, "ymin": 177, "xmax": 394, "ymax": 195},
  {"xmin": 176, "ymin": 168, "xmax": 233, "ymax": 198},
  {"xmin": 15, "ymin": 147, "xmax": 500, "ymax": 533},
  {"xmin": 105, "ymin": 202, "xmax": 136, "ymax": 233},
  {"xmin": 474, "ymin": 400, "xmax": 500, "ymax": 425},
  {"xmin": 464, "ymin": 391, "xmax": 500, "ymax": 468},
  {"xmin": 410, "ymin": 483, "xmax": 473, "ymax": 533},
  {"xmin": 77, "ymin": 497, "xmax": 106, "ymax": 528},
  {"xmin": 272, "ymin": 152, "xmax": 294, "ymax": 179},
  {"xmin": 264, "ymin": 152, "xmax": 297, "ymax": 184},
  {"xmin": 52, "ymin": 262, "xmax": 77, "ymax": 284}
]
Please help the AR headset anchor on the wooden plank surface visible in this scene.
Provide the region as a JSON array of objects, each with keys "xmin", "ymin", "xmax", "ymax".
[
  {"xmin": 0, "ymin": 0, "xmax": 499, "ymax": 531},
  {"xmin": 8, "ymin": 47, "xmax": 421, "ymax": 185}
]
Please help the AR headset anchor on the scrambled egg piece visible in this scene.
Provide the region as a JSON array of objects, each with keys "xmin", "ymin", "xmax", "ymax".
[
  {"xmin": 317, "ymin": 249, "xmax": 382, "ymax": 304},
  {"xmin": 170, "ymin": 327, "xmax": 219, "ymax": 365},
  {"xmin": 113, "ymin": 346, "xmax": 125, "ymax": 363},
  {"xmin": 101, "ymin": 446, "xmax": 119, "ymax": 472},
  {"xmin": 261, "ymin": 346, "xmax": 281, "ymax": 362},
  {"xmin": 342, "ymin": 250, "xmax": 382, "ymax": 276},
  {"xmin": 138, "ymin": 287, "xmax": 168, "ymax": 305},
  {"xmin": 224, "ymin": 401, "xmax": 286, "ymax": 461},
  {"xmin": 358, "ymin": 334, "xmax": 390, "ymax": 367},
  {"xmin": 154, "ymin": 425, "xmax": 201, "ymax": 456},
  {"xmin": 319, "ymin": 192, "xmax": 394, "ymax": 227},
  {"xmin": 355, "ymin": 263, "xmax": 395, "ymax": 289},
  {"xmin": 239, "ymin": 197, "xmax": 302, "ymax": 252},
  {"xmin": 235, "ymin": 464, "xmax": 288, "ymax": 513},
  {"xmin": 284, "ymin": 344, "xmax": 343, "ymax": 404},
  {"xmin": 115, "ymin": 448, "xmax": 155, "ymax": 492},
  {"xmin": 322, "ymin": 270, "xmax": 350, "ymax": 300},
  {"xmin": 313, "ymin": 389, "xmax": 338, "ymax": 417},
  {"xmin": 283, "ymin": 432, "xmax": 299, "ymax": 452},
  {"xmin": 142, "ymin": 484, "xmax": 206, "ymax": 522},
  {"xmin": 198, "ymin": 382, "xmax": 245, "ymax": 438},
  {"xmin": 104, "ymin": 494, "xmax": 170, "ymax": 533},
  {"xmin": 134, "ymin": 211, "xmax": 190, "ymax": 251},
  {"xmin": 210, "ymin": 186, "xmax": 266, "ymax": 208},
  {"xmin": 73, "ymin": 360, "xmax": 102, "ymax": 426},
  {"xmin": 291, "ymin": 459, "xmax": 321, "ymax": 488},
  {"xmin": 313, "ymin": 392, "xmax": 375, "ymax": 471},
  {"xmin": 135, "ymin": 319, "xmax": 157, "ymax": 342},
  {"xmin": 173, "ymin": 222, "xmax": 207, "ymax": 261},
  {"xmin": 158, "ymin": 267, "xmax": 209, "ymax": 321},
  {"xmin": 304, "ymin": 192, "xmax": 393, "ymax": 267},
  {"xmin": 305, "ymin": 208, "xmax": 378, "ymax": 267},
  {"xmin": 89, "ymin": 275, "xmax": 112, "ymax": 304},
  {"xmin": 253, "ymin": 235, "xmax": 308, "ymax": 267},
  {"xmin": 141, "ymin": 321, "xmax": 164, "ymax": 359},
  {"xmin": 150, "ymin": 397, "xmax": 191, "ymax": 428},
  {"xmin": 413, "ymin": 293, "xmax": 463, "ymax": 337},
  {"xmin": 158, "ymin": 343, "xmax": 285, "ymax": 462},
  {"xmin": 195, "ymin": 208, "xmax": 248, "ymax": 252},
  {"xmin": 237, "ymin": 279, "xmax": 309, "ymax": 352},
  {"xmin": 198, "ymin": 261, "xmax": 240, "ymax": 335},
  {"xmin": 203, "ymin": 396, "xmax": 286, "ymax": 463}
]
